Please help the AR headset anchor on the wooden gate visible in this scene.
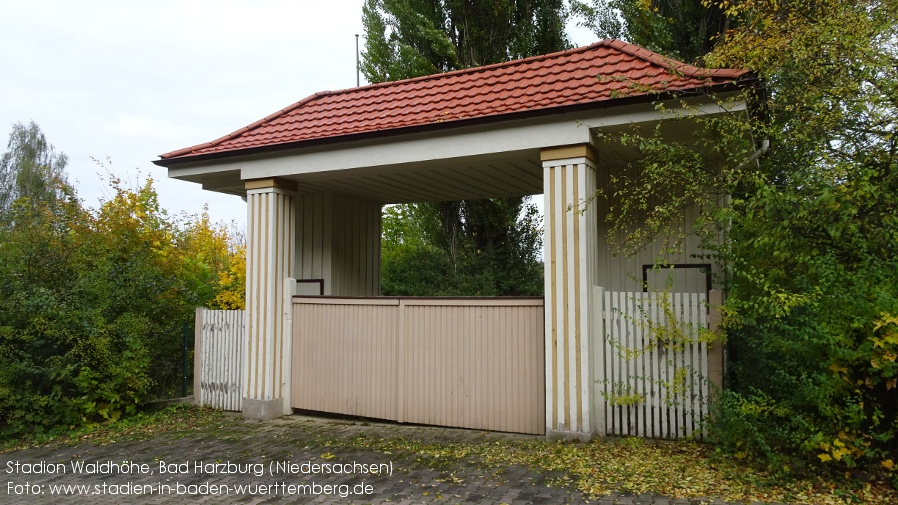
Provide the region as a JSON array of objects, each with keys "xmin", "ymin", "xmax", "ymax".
[{"xmin": 291, "ymin": 297, "xmax": 545, "ymax": 435}]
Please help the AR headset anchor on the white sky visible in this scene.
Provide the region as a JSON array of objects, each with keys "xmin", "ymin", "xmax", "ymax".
[{"xmin": 0, "ymin": 1, "xmax": 597, "ymax": 227}]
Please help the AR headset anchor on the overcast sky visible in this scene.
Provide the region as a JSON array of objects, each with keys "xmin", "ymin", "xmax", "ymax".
[{"xmin": 1, "ymin": 1, "xmax": 596, "ymax": 227}]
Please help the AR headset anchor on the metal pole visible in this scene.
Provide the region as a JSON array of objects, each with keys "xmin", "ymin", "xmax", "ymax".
[
  {"xmin": 182, "ymin": 322, "xmax": 189, "ymax": 397},
  {"xmin": 355, "ymin": 34, "xmax": 360, "ymax": 87}
]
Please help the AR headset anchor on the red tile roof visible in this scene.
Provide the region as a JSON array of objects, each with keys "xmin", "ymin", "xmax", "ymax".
[{"xmin": 158, "ymin": 39, "xmax": 753, "ymax": 163}]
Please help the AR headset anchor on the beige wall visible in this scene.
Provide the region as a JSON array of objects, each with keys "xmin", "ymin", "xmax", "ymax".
[
  {"xmin": 294, "ymin": 192, "xmax": 381, "ymax": 296},
  {"xmin": 592, "ymin": 163, "xmax": 721, "ymax": 294}
]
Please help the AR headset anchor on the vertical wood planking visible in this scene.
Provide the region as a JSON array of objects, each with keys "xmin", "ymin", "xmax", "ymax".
[
  {"xmin": 634, "ymin": 293, "xmax": 643, "ymax": 437},
  {"xmin": 606, "ymin": 290, "xmax": 616, "ymax": 434},
  {"xmin": 688, "ymin": 293, "xmax": 699, "ymax": 436},
  {"xmin": 592, "ymin": 286, "xmax": 607, "ymax": 436},
  {"xmin": 292, "ymin": 298, "xmax": 399, "ymax": 420},
  {"xmin": 653, "ymin": 292, "xmax": 662, "ymax": 438},
  {"xmin": 245, "ymin": 184, "xmax": 294, "ymax": 407},
  {"xmin": 290, "ymin": 297, "xmax": 544, "ymax": 435},
  {"xmin": 295, "ymin": 193, "xmax": 380, "ymax": 296},
  {"xmin": 599, "ymin": 291, "xmax": 710, "ymax": 439},
  {"xmin": 400, "ymin": 299, "xmax": 545, "ymax": 434},
  {"xmin": 195, "ymin": 308, "xmax": 244, "ymax": 411},
  {"xmin": 198, "ymin": 284, "xmax": 714, "ymax": 441},
  {"xmin": 545, "ymin": 164, "xmax": 556, "ymax": 431},
  {"xmin": 694, "ymin": 293, "xmax": 708, "ymax": 436},
  {"xmin": 623, "ymin": 290, "xmax": 633, "ymax": 436},
  {"xmin": 636, "ymin": 292, "xmax": 646, "ymax": 437},
  {"xmin": 603, "ymin": 290, "xmax": 613, "ymax": 435},
  {"xmin": 700, "ymin": 292, "xmax": 711, "ymax": 439},
  {"xmin": 673, "ymin": 292, "xmax": 684, "ymax": 437},
  {"xmin": 542, "ymin": 149, "xmax": 600, "ymax": 437}
]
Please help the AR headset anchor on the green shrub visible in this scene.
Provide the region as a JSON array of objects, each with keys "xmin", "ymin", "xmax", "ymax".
[
  {"xmin": 0, "ymin": 176, "xmax": 240, "ymax": 436},
  {"xmin": 714, "ymin": 252, "xmax": 898, "ymax": 476}
]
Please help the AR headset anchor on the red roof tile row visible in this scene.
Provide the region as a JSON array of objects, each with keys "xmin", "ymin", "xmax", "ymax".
[{"xmin": 158, "ymin": 39, "xmax": 752, "ymax": 162}]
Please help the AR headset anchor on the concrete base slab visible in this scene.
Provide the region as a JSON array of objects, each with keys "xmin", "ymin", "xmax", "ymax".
[{"xmin": 242, "ymin": 397, "xmax": 284, "ymax": 421}]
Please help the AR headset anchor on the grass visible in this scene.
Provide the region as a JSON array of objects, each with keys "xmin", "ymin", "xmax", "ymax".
[
  {"xmin": 3, "ymin": 405, "xmax": 896, "ymax": 504},
  {"xmin": 0, "ymin": 403, "xmax": 221, "ymax": 454}
]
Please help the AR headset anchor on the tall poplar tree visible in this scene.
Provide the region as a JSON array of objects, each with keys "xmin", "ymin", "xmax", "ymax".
[
  {"xmin": 571, "ymin": 0, "xmax": 730, "ymax": 63},
  {"xmin": 362, "ymin": 0, "xmax": 569, "ymax": 81},
  {"xmin": 362, "ymin": 0, "xmax": 570, "ymax": 296}
]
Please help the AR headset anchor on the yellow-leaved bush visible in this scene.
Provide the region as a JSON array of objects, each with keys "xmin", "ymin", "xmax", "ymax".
[{"xmin": 0, "ymin": 174, "xmax": 244, "ymax": 437}]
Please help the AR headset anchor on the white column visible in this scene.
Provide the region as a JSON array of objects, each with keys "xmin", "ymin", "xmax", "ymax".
[
  {"xmin": 542, "ymin": 145, "xmax": 601, "ymax": 440},
  {"xmin": 243, "ymin": 178, "xmax": 296, "ymax": 420}
]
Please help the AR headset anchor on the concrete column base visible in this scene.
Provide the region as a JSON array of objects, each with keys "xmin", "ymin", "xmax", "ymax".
[
  {"xmin": 546, "ymin": 429, "xmax": 596, "ymax": 442},
  {"xmin": 242, "ymin": 397, "xmax": 284, "ymax": 421}
]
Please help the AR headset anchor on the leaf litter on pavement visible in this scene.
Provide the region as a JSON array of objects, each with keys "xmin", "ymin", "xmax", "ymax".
[
  {"xmin": 344, "ymin": 423, "xmax": 897, "ymax": 505},
  {"xmin": 3, "ymin": 406, "xmax": 896, "ymax": 504}
]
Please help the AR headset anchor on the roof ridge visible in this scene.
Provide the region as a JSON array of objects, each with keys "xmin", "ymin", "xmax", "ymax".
[
  {"xmin": 604, "ymin": 39, "xmax": 747, "ymax": 78},
  {"xmin": 319, "ymin": 42, "xmax": 604, "ymax": 97}
]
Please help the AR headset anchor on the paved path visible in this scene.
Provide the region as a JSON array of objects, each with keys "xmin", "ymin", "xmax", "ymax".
[{"xmin": 2, "ymin": 413, "xmax": 767, "ymax": 504}]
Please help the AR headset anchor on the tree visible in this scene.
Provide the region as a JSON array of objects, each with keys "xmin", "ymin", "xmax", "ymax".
[
  {"xmin": 571, "ymin": 0, "xmax": 730, "ymax": 63},
  {"xmin": 0, "ymin": 128, "xmax": 246, "ymax": 436},
  {"xmin": 381, "ymin": 200, "xmax": 543, "ymax": 296},
  {"xmin": 586, "ymin": 0, "xmax": 898, "ymax": 478},
  {"xmin": 703, "ymin": 0, "xmax": 898, "ymax": 476},
  {"xmin": 363, "ymin": 0, "xmax": 566, "ymax": 296},
  {"xmin": 362, "ymin": 0, "xmax": 570, "ymax": 82},
  {"xmin": 0, "ymin": 121, "xmax": 72, "ymax": 223},
  {"xmin": 176, "ymin": 208, "xmax": 246, "ymax": 310}
]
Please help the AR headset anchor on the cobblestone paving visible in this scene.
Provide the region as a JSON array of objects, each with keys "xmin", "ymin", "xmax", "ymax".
[{"xmin": 2, "ymin": 413, "xmax": 781, "ymax": 504}]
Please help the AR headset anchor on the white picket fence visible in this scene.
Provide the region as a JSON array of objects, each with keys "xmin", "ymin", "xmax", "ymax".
[
  {"xmin": 194, "ymin": 308, "xmax": 244, "ymax": 411},
  {"xmin": 597, "ymin": 290, "xmax": 710, "ymax": 439}
]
